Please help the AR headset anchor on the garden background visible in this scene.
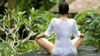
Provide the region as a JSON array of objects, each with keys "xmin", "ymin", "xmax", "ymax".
[{"xmin": 0, "ymin": 0, "xmax": 100, "ymax": 56}]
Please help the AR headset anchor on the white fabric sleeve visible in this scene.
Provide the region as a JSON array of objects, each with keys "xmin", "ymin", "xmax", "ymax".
[
  {"xmin": 73, "ymin": 20, "xmax": 81, "ymax": 37},
  {"xmin": 44, "ymin": 20, "xmax": 54, "ymax": 37}
]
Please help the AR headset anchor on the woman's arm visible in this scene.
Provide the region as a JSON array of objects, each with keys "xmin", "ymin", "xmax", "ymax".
[
  {"xmin": 35, "ymin": 19, "xmax": 54, "ymax": 41},
  {"xmin": 35, "ymin": 34, "xmax": 46, "ymax": 41}
]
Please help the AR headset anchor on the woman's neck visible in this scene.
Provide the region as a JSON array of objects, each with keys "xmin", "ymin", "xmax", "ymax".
[{"xmin": 59, "ymin": 14, "xmax": 68, "ymax": 21}]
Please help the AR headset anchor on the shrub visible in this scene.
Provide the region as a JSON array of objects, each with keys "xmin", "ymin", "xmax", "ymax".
[
  {"xmin": 0, "ymin": 7, "xmax": 56, "ymax": 56},
  {"xmin": 74, "ymin": 6, "xmax": 100, "ymax": 48}
]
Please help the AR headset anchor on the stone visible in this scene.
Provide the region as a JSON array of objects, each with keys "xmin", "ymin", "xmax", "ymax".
[
  {"xmin": 78, "ymin": 46, "xmax": 98, "ymax": 52},
  {"xmin": 17, "ymin": 46, "xmax": 100, "ymax": 56},
  {"xmin": 17, "ymin": 49, "xmax": 50, "ymax": 56},
  {"xmin": 85, "ymin": 54, "xmax": 98, "ymax": 56}
]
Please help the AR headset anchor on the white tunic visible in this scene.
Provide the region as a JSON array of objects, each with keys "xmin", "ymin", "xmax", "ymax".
[{"xmin": 44, "ymin": 18, "xmax": 80, "ymax": 56}]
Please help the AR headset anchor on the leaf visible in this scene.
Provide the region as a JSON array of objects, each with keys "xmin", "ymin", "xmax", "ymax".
[
  {"xmin": 2, "ymin": 15, "xmax": 6, "ymax": 20},
  {"xmin": 86, "ymin": 19, "xmax": 91, "ymax": 22},
  {"xmin": 29, "ymin": 7, "xmax": 35, "ymax": 14},
  {"xmin": 0, "ymin": 14, "xmax": 3, "ymax": 17},
  {"xmin": 23, "ymin": 29, "xmax": 26, "ymax": 33},
  {"xmin": 18, "ymin": 11, "xmax": 26, "ymax": 17},
  {"xmin": 31, "ymin": 7, "xmax": 35, "ymax": 13},
  {"xmin": 29, "ymin": 16, "xmax": 31, "ymax": 24},
  {"xmin": 15, "ymin": 34, "xmax": 19, "ymax": 38},
  {"xmin": 4, "ymin": 2, "xmax": 8, "ymax": 7},
  {"xmin": 9, "ymin": 35, "xmax": 15, "ymax": 39}
]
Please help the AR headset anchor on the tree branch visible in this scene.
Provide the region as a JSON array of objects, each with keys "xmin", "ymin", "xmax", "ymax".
[{"xmin": 0, "ymin": 37, "xmax": 5, "ymax": 42}]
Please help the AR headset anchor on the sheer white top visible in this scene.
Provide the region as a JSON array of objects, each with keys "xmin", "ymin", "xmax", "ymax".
[{"xmin": 44, "ymin": 18, "xmax": 80, "ymax": 56}]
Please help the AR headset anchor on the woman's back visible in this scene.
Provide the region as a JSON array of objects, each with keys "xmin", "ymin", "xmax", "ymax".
[{"xmin": 44, "ymin": 18, "xmax": 80, "ymax": 55}]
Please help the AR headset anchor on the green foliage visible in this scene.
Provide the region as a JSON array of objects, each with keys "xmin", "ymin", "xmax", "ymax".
[
  {"xmin": 17, "ymin": 41, "xmax": 38, "ymax": 53},
  {"xmin": 0, "ymin": 41, "xmax": 38, "ymax": 56},
  {"xmin": 81, "ymin": 35, "xmax": 100, "ymax": 48},
  {"xmin": 0, "ymin": 7, "xmax": 56, "ymax": 56},
  {"xmin": 4, "ymin": 2, "xmax": 8, "ymax": 8},
  {"xmin": 74, "ymin": 9, "xmax": 95, "ymax": 24},
  {"xmin": 0, "ymin": 41, "xmax": 17, "ymax": 56},
  {"xmin": 29, "ymin": 7, "xmax": 56, "ymax": 32},
  {"xmin": 74, "ymin": 7, "xmax": 100, "ymax": 48},
  {"xmin": 15, "ymin": 0, "xmax": 37, "ymax": 12},
  {"xmin": 15, "ymin": 0, "xmax": 60, "ymax": 13}
]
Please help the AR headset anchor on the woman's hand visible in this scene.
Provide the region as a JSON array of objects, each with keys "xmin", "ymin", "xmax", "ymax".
[
  {"xmin": 80, "ymin": 34, "xmax": 84, "ymax": 38},
  {"xmin": 35, "ymin": 35, "xmax": 40, "ymax": 41},
  {"xmin": 35, "ymin": 34, "xmax": 46, "ymax": 41}
]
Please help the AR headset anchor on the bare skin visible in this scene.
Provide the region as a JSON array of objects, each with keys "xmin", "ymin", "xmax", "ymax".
[
  {"xmin": 59, "ymin": 14, "xmax": 69, "ymax": 21},
  {"xmin": 35, "ymin": 14, "xmax": 84, "ymax": 54}
]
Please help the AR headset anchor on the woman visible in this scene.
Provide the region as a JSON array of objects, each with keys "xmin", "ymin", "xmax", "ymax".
[{"xmin": 35, "ymin": 1, "xmax": 84, "ymax": 56}]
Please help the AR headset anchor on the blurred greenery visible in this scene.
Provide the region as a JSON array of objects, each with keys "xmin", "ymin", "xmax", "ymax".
[
  {"xmin": 0, "ymin": 7, "xmax": 56, "ymax": 56},
  {"xmin": 74, "ymin": 6, "xmax": 100, "ymax": 49},
  {"xmin": 0, "ymin": 0, "xmax": 61, "ymax": 55},
  {"xmin": 15, "ymin": 0, "xmax": 60, "ymax": 17}
]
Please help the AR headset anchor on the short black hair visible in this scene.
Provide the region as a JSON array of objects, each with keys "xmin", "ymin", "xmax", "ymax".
[{"xmin": 58, "ymin": 2, "xmax": 69, "ymax": 15}]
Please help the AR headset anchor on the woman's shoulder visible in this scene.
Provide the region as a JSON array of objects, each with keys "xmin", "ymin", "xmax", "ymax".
[
  {"xmin": 69, "ymin": 18, "xmax": 76, "ymax": 22},
  {"xmin": 69, "ymin": 18, "xmax": 75, "ymax": 21},
  {"xmin": 52, "ymin": 18, "xmax": 57, "ymax": 20},
  {"xmin": 51, "ymin": 18, "xmax": 58, "ymax": 22}
]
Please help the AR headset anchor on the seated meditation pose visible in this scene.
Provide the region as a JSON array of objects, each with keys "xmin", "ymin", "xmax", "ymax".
[{"xmin": 35, "ymin": 1, "xmax": 84, "ymax": 56}]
